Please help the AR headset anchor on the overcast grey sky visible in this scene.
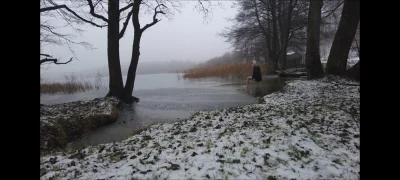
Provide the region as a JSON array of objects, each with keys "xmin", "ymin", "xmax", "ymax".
[{"xmin": 41, "ymin": 1, "xmax": 238, "ymax": 79}]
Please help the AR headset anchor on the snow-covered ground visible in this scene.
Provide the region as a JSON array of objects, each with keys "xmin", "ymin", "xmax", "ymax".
[{"xmin": 40, "ymin": 77, "xmax": 360, "ymax": 180}]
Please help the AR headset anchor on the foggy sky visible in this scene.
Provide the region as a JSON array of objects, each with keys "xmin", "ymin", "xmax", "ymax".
[{"xmin": 41, "ymin": 1, "xmax": 238, "ymax": 80}]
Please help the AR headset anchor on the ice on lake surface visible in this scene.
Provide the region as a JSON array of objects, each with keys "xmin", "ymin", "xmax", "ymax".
[{"xmin": 41, "ymin": 73, "xmax": 304, "ymax": 150}]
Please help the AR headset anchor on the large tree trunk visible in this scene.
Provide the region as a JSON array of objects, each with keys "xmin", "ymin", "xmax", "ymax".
[
  {"xmin": 305, "ymin": 0, "xmax": 324, "ymax": 79},
  {"xmin": 278, "ymin": 40, "xmax": 288, "ymax": 69},
  {"xmin": 277, "ymin": 0, "xmax": 285, "ymax": 69},
  {"xmin": 265, "ymin": 9, "xmax": 274, "ymax": 71},
  {"xmin": 122, "ymin": 0, "xmax": 142, "ymax": 104},
  {"xmin": 325, "ymin": 0, "xmax": 360, "ymax": 76},
  {"xmin": 268, "ymin": 55, "xmax": 278, "ymax": 74},
  {"xmin": 123, "ymin": 32, "xmax": 142, "ymax": 103},
  {"xmin": 271, "ymin": 0, "xmax": 280, "ymax": 68},
  {"xmin": 121, "ymin": 1, "xmax": 162, "ymax": 103},
  {"xmin": 278, "ymin": 0, "xmax": 294, "ymax": 70},
  {"xmin": 106, "ymin": 0, "xmax": 124, "ymax": 98},
  {"xmin": 265, "ymin": 36, "xmax": 272, "ymax": 62}
]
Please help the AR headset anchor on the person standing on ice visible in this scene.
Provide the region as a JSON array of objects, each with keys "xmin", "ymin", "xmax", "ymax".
[{"xmin": 245, "ymin": 61, "xmax": 262, "ymax": 87}]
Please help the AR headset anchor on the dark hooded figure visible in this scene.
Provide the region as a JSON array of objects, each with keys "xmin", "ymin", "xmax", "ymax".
[{"xmin": 246, "ymin": 61, "xmax": 262, "ymax": 87}]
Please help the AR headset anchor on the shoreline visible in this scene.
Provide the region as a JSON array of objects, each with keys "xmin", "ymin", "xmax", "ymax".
[
  {"xmin": 40, "ymin": 76, "xmax": 359, "ymax": 180},
  {"xmin": 40, "ymin": 97, "xmax": 119, "ymax": 155}
]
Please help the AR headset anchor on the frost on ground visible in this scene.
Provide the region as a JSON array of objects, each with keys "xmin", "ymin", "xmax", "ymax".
[
  {"xmin": 40, "ymin": 97, "xmax": 119, "ymax": 155},
  {"xmin": 40, "ymin": 77, "xmax": 359, "ymax": 180}
]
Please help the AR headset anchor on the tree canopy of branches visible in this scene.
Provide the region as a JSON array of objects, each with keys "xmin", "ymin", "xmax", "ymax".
[
  {"xmin": 220, "ymin": 0, "xmax": 310, "ymax": 72},
  {"xmin": 40, "ymin": 0, "xmax": 108, "ymax": 66}
]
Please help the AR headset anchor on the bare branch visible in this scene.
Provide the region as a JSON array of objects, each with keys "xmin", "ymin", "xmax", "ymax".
[
  {"xmin": 98, "ymin": 0, "xmax": 108, "ymax": 14},
  {"xmin": 40, "ymin": 4, "xmax": 106, "ymax": 28},
  {"xmin": 41, "ymin": 23, "xmax": 93, "ymax": 51},
  {"xmin": 119, "ymin": 8, "xmax": 133, "ymax": 39},
  {"xmin": 40, "ymin": 5, "xmax": 65, "ymax": 12},
  {"xmin": 93, "ymin": 0, "xmax": 102, "ymax": 8},
  {"xmin": 119, "ymin": 3, "xmax": 133, "ymax": 13},
  {"xmin": 87, "ymin": 0, "xmax": 109, "ymax": 23},
  {"xmin": 195, "ymin": 0, "xmax": 212, "ymax": 23},
  {"xmin": 197, "ymin": 0, "xmax": 210, "ymax": 16},
  {"xmin": 141, "ymin": 4, "xmax": 166, "ymax": 32},
  {"xmin": 40, "ymin": 53, "xmax": 52, "ymax": 57},
  {"xmin": 40, "ymin": 57, "xmax": 73, "ymax": 65},
  {"xmin": 253, "ymin": 0, "xmax": 268, "ymax": 38},
  {"xmin": 322, "ymin": 0, "xmax": 344, "ymax": 19}
]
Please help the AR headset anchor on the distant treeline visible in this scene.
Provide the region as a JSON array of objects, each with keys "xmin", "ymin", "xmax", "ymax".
[
  {"xmin": 195, "ymin": 51, "xmax": 246, "ymax": 69},
  {"xmin": 81, "ymin": 60, "xmax": 197, "ymax": 77}
]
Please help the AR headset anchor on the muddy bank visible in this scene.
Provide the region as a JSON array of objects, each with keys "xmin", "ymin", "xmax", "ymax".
[{"xmin": 40, "ymin": 97, "xmax": 119, "ymax": 155}]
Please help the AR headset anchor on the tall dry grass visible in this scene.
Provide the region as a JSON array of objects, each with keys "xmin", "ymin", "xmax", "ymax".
[
  {"xmin": 40, "ymin": 73, "xmax": 106, "ymax": 95},
  {"xmin": 183, "ymin": 62, "xmax": 270, "ymax": 79}
]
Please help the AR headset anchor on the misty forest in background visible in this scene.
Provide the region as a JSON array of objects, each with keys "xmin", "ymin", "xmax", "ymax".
[
  {"xmin": 191, "ymin": 0, "xmax": 359, "ymax": 80},
  {"xmin": 40, "ymin": 0, "xmax": 359, "ymax": 100}
]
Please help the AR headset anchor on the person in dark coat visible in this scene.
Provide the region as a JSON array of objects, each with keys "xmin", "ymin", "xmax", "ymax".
[{"xmin": 246, "ymin": 61, "xmax": 262, "ymax": 87}]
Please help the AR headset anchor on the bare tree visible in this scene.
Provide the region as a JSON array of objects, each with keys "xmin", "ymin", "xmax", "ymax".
[
  {"xmin": 122, "ymin": 0, "xmax": 212, "ymax": 103},
  {"xmin": 325, "ymin": 0, "xmax": 360, "ymax": 76},
  {"xmin": 123, "ymin": 1, "xmax": 166, "ymax": 103},
  {"xmin": 73, "ymin": 0, "xmax": 136, "ymax": 99},
  {"xmin": 305, "ymin": 0, "xmax": 324, "ymax": 79},
  {"xmin": 41, "ymin": 0, "xmax": 213, "ymax": 103},
  {"xmin": 41, "ymin": 0, "xmax": 136, "ymax": 99}
]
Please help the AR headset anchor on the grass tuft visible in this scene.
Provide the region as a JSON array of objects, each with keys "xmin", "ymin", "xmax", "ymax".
[{"xmin": 40, "ymin": 72, "xmax": 106, "ymax": 94}]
